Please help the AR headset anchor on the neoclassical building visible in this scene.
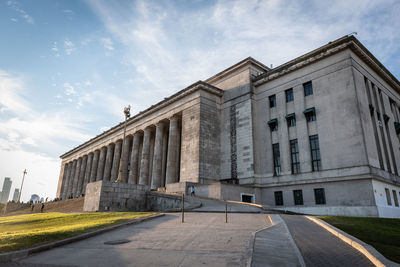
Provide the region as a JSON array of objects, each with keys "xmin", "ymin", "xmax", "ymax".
[{"xmin": 57, "ymin": 35, "xmax": 400, "ymax": 218}]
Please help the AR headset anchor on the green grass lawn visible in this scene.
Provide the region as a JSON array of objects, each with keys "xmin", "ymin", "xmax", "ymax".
[
  {"xmin": 0, "ymin": 212, "xmax": 156, "ymax": 253},
  {"xmin": 317, "ymin": 216, "xmax": 400, "ymax": 263}
]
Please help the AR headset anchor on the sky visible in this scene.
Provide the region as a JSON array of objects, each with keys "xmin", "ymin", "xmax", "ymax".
[{"xmin": 1, "ymin": 0, "xmax": 400, "ymax": 202}]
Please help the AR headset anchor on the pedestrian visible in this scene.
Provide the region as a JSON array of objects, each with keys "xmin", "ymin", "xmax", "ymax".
[
  {"xmin": 41, "ymin": 203, "xmax": 45, "ymax": 213},
  {"xmin": 190, "ymin": 185, "xmax": 195, "ymax": 196},
  {"xmin": 31, "ymin": 204, "xmax": 34, "ymax": 212}
]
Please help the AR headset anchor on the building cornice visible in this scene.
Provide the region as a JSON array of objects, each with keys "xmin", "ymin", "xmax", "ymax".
[
  {"xmin": 205, "ymin": 56, "xmax": 270, "ymax": 85},
  {"xmin": 60, "ymin": 81, "xmax": 223, "ymax": 159},
  {"xmin": 253, "ymin": 35, "xmax": 400, "ymax": 94}
]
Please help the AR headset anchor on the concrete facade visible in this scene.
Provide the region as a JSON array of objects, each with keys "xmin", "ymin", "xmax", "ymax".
[
  {"xmin": 0, "ymin": 177, "xmax": 12, "ymax": 204},
  {"xmin": 57, "ymin": 35, "xmax": 400, "ymax": 218}
]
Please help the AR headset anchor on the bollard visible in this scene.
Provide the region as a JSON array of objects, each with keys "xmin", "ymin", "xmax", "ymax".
[
  {"xmin": 225, "ymin": 202, "xmax": 228, "ymax": 223},
  {"xmin": 182, "ymin": 193, "xmax": 184, "ymax": 223}
]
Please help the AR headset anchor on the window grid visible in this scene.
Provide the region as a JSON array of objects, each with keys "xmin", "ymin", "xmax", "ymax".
[
  {"xmin": 272, "ymin": 143, "xmax": 281, "ymax": 176},
  {"xmin": 385, "ymin": 188, "xmax": 392, "ymax": 205},
  {"xmin": 293, "ymin": 190, "xmax": 303, "ymax": 205},
  {"xmin": 309, "ymin": 135, "xmax": 321, "ymax": 171},
  {"xmin": 287, "ymin": 116, "xmax": 296, "ymax": 127},
  {"xmin": 393, "ymin": 190, "xmax": 399, "ymax": 207},
  {"xmin": 269, "ymin": 95, "xmax": 276, "ymax": 108},
  {"xmin": 274, "ymin": 191, "xmax": 283, "ymax": 206},
  {"xmin": 314, "ymin": 188, "xmax": 326, "ymax": 204},
  {"xmin": 304, "ymin": 81, "xmax": 313, "ymax": 96},
  {"xmin": 290, "ymin": 139, "xmax": 300, "ymax": 174},
  {"xmin": 285, "ymin": 88, "xmax": 294, "ymax": 102},
  {"xmin": 306, "ymin": 110, "xmax": 316, "ymax": 122}
]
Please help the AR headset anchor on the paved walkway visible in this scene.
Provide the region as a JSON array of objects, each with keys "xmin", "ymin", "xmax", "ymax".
[
  {"xmin": 17, "ymin": 213, "xmax": 271, "ymax": 267},
  {"xmin": 281, "ymin": 215, "xmax": 374, "ymax": 267}
]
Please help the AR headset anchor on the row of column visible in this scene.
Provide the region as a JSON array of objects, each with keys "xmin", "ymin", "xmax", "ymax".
[{"xmin": 59, "ymin": 115, "xmax": 181, "ymax": 199}]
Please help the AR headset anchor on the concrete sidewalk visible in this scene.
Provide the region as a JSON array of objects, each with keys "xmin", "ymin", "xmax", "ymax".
[{"xmin": 281, "ymin": 215, "xmax": 375, "ymax": 267}]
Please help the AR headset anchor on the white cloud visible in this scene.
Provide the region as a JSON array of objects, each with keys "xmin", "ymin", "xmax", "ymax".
[
  {"xmin": 63, "ymin": 9, "xmax": 73, "ymax": 14},
  {"xmin": 11, "ymin": 18, "xmax": 17, "ymax": 22},
  {"xmin": 63, "ymin": 82, "xmax": 76, "ymax": 95},
  {"xmin": 64, "ymin": 39, "xmax": 76, "ymax": 55},
  {"xmin": 7, "ymin": 0, "xmax": 34, "ymax": 24},
  {"xmin": 0, "ymin": 69, "xmax": 30, "ymax": 114},
  {"xmin": 100, "ymin": 37, "xmax": 114, "ymax": 51}
]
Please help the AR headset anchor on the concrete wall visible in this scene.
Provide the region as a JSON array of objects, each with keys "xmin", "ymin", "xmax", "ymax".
[
  {"xmin": 261, "ymin": 179, "xmax": 379, "ymax": 217},
  {"xmin": 83, "ymin": 181, "xmax": 148, "ymax": 212},
  {"xmin": 371, "ymin": 179, "xmax": 400, "ymax": 218},
  {"xmin": 193, "ymin": 182, "xmax": 260, "ymax": 203}
]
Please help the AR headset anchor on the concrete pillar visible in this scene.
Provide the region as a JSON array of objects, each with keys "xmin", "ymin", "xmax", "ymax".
[
  {"xmin": 120, "ymin": 136, "xmax": 132, "ymax": 183},
  {"xmin": 139, "ymin": 127, "xmax": 152, "ymax": 185},
  {"xmin": 166, "ymin": 116, "xmax": 180, "ymax": 184},
  {"xmin": 66, "ymin": 160, "xmax": 77, "ymax": 198},
  {"xmin": 96, "ymin": 147, "xmax": 107, "ymax": 181},
  {"xmin": 103, "ymin": 143, "xmax": 114, "ymax": 181},
  {"xmin": 151, "ymin": 122, "xmax": 165, "ymax": 190},
  {"xmin": 90, "ymin": 150, "xmax": 100, "ymax": 182},
  {"xmin": 161, "ymin": 129, "xmax": 169, "ymax": 187},
  {"xmin": 61, "ymin": 163, "xmax": 71, "ymax": 199},
  {"xmin": 72, "ymin": 157, "xmax": 82, "ymax": 197},
  {"xmin": 76, "ymin": 155, "xmax": 87, "ymax": 197},
  {"xmin": 111, "ymin": 140, "xmax": 122, "ymax": 181},
  {"xmin": 58, "ymin": 163, "xmax": 67, "ymax": 199},
  {"xmin": 128, "ymin": 133, "xmax": 141, "ymax": 184},
  {"xmin": 83, "ymin": 153, "xmax": 93, "ymax": 195}
]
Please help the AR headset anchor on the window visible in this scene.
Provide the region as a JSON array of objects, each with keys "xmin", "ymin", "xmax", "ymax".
[
  {"xmin": 385, "ymin": 188, "xmax": 392, "ymax": 205},
  {"xmin": 309, "ymin": 135, "xmax": 321, "ymax": 171},
  {"xmin": 393, "ymin": 190, "xmax": 399, "ymax": 207},
  {"xmin": 274, "ymin": 191, "xmax": 283, "ymax": 206},
  {"xmin": 290, "ymin": 139, "xmax": 300, "ymax": 174},
  {"xmin": 293, "ymin": 190, "xmax": 303, "ymax": 205},
  {"xmin": 285, "ymin": 88, "xmax": 294, "ymax": 102},
  {"xmin": 269, "ymin": 95, "xmax": 276, "ymax": 108},
  {"xmin": 272, "ymin": 143, "xmax": 281, "ymax": 176},
  {"xmin": 303, "ymin": 81, "xmax": 313, "ymax": 96},
  {"xmin": 314, "ymin": 188, "xmax": 326, "ymax": 204},
  {"xmin": 304, "ymin": 107, "xmax": 316, "ymax": 122},
  {"xmin": 268, "ymin": 119, "xmax": 278, "ymax": 131},
  {"xmin": 286, "ymin": 114, "xmax": 296, "ymax": 127}
]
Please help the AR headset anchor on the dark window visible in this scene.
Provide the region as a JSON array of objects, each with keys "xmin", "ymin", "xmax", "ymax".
[
  {"xmin": 309, "ymin": 135, "xmax": 321, "ymax": 171},
  {"xmin": 272, "ymin": 143, "xmax": 281, "ymax": 176},
  {"xmin": 314, "ymin": 188, "xmax": 326, "ymax": 204},
  {"xmin": 293, "ymin": 190, "xmax": 303, "ymax": 205},
  {"xmin": 271, "ymin": 122, "xmax": 278, "ymax": 131},
  {"xmin": 393, "ymin": 190, "xmax": 399, "ymax": 207},
  {"xmin": 268, "ymin": 119, "xmax": 278, "ymax": 132},
  {"xmin": 274, "ymin": 191, "xmax": 283, "ymax": 206},
  {"xmin": 385, "ymin": 188, "xmax": 392, "ymax": 205},
  {"xmin": 269, "ymin": 95, "xmax": 276, "ymax": 108},
  {"xmin": 285, "ymin": 88, "xmax": 294, "ymax": 102},
  {"xmin": 287, "ymin": 116, "xmax": 296, "ymax": 127},
  {"xmin": 304, "ymin": 81, "xmax": 313, "ymax": 96},
  {"xmin": 305, "ymin": 109, "xmax": 316, "ymax": 122},
  {"xmin": 242, "ymin": 194, "xmax": 253, "ymax": 203},
  {"xmin": 290, "ymin": 139, "xmax": 300, "ymax": 174}
]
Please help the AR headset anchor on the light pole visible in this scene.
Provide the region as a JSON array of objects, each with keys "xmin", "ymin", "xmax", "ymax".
[
  {"xmin": 17, "ymin": 169, "xmax": 27, "ymax": 203},
  {"xmin": 116, "ymin": 105, "xmax": 131, "ymax": 182}
]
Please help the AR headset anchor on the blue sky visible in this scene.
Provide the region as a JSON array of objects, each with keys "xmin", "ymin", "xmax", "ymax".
[{"xmin": 1, "ymin": 0, "xmax": 400, "ymax": 201}]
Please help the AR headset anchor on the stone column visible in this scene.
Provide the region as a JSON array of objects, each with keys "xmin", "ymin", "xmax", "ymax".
[
  {"xmin": 111, "ymin": 140, "xmax": 122, "ymax": 181},
  {"xmin": 61, "ymin": 163, "xmax": 71, "ymax": 199},
  {"xmin": 76, "ymin": 155, "xmax": 87, "ymax": 197},
  {"xmin": 128, "ymin": 133, "xmax": 141, "ymax": 184},
  {"xmin": 72, "ymin": 157, "xmax": 82, "ymax": 197},
  {"xmin": 96, "ymin": 147, "xmax": 107, "ymax": 181},
  {"xmin": 161, "ymin": 130, "xmax": 168, "ymax": 187},
  {"xmin": 90, "ymin": 150, "xmax": 100, "ymax": 182},
  {"xmin": 151, "ymin": 122, "xmax": 165, "ymax": 190},
  {"xmin": 139, "ymin": 127, "xmax": 152, "ymax": 185},
  {"xmin": 166, "ymin": 116, "xmax": 180, "ymax": 184},
  {"xmin": 103, "ymin": 143, "xmax": 114, "ymax": 181},
  {"xmin": 83, "ymin": 153, "xmax": 93, "ymax": 195},
  {"xmin": 66, "ymin": 160, "xmax": 77, "ymax": 198},
  {"xmin": 120, "ymin": 136, "xmax": 132, "ymax": 183}
]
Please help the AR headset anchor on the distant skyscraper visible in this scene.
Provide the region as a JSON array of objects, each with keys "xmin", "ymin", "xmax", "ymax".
[
  {"xmin": 0, "ymin": 177, "xmax": 12, "ymax": 204},
  {"xmin": 12, "ymin": 188, "xmax": 20, "ymax": 202}
]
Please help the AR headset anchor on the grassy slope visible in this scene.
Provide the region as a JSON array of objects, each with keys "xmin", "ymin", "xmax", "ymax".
[
  {"xmin": 0, "ymin": 212, "xmax": 155, "ymax": 253},
  {"xmin": 318, "ymin": 216, "xmax": 400, "ymax": 263}
]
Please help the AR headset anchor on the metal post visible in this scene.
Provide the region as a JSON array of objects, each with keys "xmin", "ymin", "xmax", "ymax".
[
  {"xmin": 116, "ymin": 105, "xmax": 130, "ymax": 182},
  {"xmin": 182, "ymin": 193, "xmax": 185, "ymax": 223},
  {"xmin": 17, "ymin": 169, "xmax": 27, "ymax": 203},
  {"xmin": 225, "ymin": 202, "xmax": 228, "ymax": 223}
]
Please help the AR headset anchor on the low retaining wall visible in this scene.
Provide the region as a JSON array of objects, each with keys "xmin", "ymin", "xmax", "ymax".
[{"xmin": 3, "ymin": 202, "xmax": 30, "ymax": 214}]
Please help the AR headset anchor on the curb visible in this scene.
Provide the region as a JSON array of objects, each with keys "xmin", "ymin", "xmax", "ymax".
[
  {"xmin": 305, "ymin": 216, "xmax": 399, "ymax": 267},
  {"xmin": 0, "ymin": 213, "xmax": 164, "ymax": 263}
]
